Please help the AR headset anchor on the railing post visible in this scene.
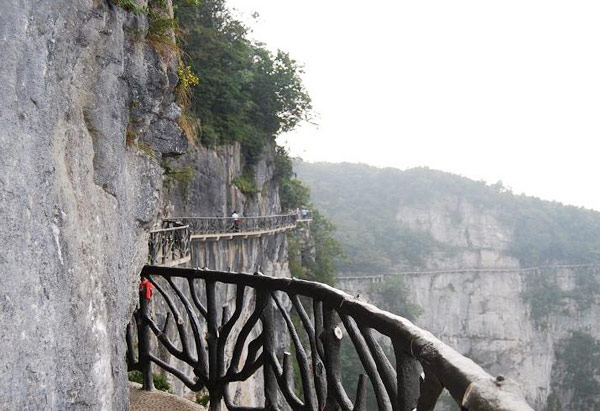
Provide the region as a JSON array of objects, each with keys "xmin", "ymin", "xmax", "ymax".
[
  {"xmin": 161, "ymin": 233, "xmax": 166, "ymax": 265},
  {"xmin": 206, "ymin": 280, "xmax": 223, "ymax": 411},
  {"xmin": 138, "ymin": 282, "xmax": 154, "ymax": 391},
  {"xmin": 148, "ymin": 233, "xmax": 156, "ymax": 265},
  {"xmin": 260, "ymin": 289, "xmax": 279, "ymax": 409},
  {"xmin": 393, "ymin": 343, "xmax": 419, "ymax": 411},
  {"xmin": 170, "ymin": 231, "xmax": 176, "ymax": 261}
]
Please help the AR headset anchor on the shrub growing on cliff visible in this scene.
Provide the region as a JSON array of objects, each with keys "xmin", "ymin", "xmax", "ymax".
[
  {"xmin": 522, "ymin": 267, "xmax": 600, "ymax": 329},
  {"xmin": 370, "ymin": 275, "xmax": 423, "ymax": 321},
  {"xmin": 232, "ymin": 174, "xmax": 259, "ymax": 196},
  {"xmin": 114, "ymin": 0, "xmax": 148, "ymax": 14},
  {"xmin": 549, "ymin": 332, "xmax": 600, "ymax": 410},
  {"xmin": 128, "ymin": 371, "xmax": 171, "ymax": 392}
]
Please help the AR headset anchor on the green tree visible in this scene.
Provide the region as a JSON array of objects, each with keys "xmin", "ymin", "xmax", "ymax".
[
  {"xmin": 550, "ymin": 332, "xmax": 600, "ymax": 410},
  {"xmin": 174, "ymin": 0, "xmax": 312, "ymax": 171},
  {"xmin": 370, "ymin": 276, "xmax": 423, "ymax": 321},
  {"xmin": 288, "ymin": 210, "xmax": 343, "ymax": 286}
]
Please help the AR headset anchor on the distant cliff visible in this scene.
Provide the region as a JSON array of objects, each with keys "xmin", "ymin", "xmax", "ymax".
[{"xmin": 296, "ymin": 161, "xmax": 600, "ymax": 410}]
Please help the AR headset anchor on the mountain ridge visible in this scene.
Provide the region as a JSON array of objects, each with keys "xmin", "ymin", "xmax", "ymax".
[{"xmin": 294, "ymin": 160, "xmax": 600, "ymax": 271}]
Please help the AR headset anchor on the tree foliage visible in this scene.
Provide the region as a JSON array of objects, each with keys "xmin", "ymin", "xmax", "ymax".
[
  {"xmin": 288, "ymin": 210, "xmax": 343, "ymax": 286},
  {"xmin": 549, "ymin": 332, "xmax": 600, "ymax": 410},
  {"xmin": 173, "ymin": 0, "xmax": 311, "ymax": 169},
  {"xmin": 370, "ymin": 276, "xmax": 423, "ymax": 321}
]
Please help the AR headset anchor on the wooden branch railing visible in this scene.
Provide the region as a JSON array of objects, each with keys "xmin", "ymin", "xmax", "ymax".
[
  {"xmin": 148, "ymin": 222, "xmax": 191, "ymax": 266},
  {"xmin": 126, "ymin": 266, "xmax": 532, "ymax": 411}
]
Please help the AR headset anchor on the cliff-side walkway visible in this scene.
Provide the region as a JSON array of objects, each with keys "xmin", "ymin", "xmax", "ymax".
[
  {"xmin": 149, "ymin": 213, "xmax": 311, "ymax": 266},
  {"xmin": 169, "ymin": 213, "xmax": 305, "ymax": 241}
]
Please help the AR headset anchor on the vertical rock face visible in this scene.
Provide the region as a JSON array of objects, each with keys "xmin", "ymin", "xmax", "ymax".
[
  {"xmin": 403, "ymin": 267, "xmax": 600, "ymax": 409},
  {"xmin": 0, "ymin": 1, "xmax": 183, "ymax": 408},
  {"xmin": 0, "ymin": 0, "xmax": 292, "ymax": 408},
  {"xmin": 338, "ymin": 267, "xmax": 600, "ymax": 409},
  {"xmin": 395, "ymin": 194, "xmax": 519, "ymax": 269},
  {"xmin": 163, "ymin": 141, "xmax": 282, "ymax": 219}
]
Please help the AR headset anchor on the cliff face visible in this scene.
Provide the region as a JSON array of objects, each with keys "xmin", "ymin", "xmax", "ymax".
[
  {"xmin": 395, "ymin": 194, "xmax": 519, "ymax": 269},
  {"xmin": 0, "ymin": 2, "xmax": 294, "ymax": 408},
  {"xmin": 0, "ymin": 1, "xmax": 185, "ymax": 408},
  {"xmin": 408, "ymin": 267, "xmax": 600, "ymax": 409},
  {"xmin": 164, "ymin": 142, "xmax": 282, "ymax": 218}
]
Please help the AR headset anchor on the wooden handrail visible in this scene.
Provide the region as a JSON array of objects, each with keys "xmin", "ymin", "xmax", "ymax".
[{"xmin": 128, "ymin": 266, "xmax": 533, "ymax": 411}]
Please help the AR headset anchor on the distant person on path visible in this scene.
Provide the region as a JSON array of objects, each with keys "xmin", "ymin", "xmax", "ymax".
[{"xmin": 231, "ymin": 210, "xmax": 240, "ymax": 231}]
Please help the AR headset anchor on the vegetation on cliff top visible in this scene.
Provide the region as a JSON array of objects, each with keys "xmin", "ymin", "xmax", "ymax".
[{"xmin": 173, "ymin": 0, "xmax": 312, "ymax": 176}]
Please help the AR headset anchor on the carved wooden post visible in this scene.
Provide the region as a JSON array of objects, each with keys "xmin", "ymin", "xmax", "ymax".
[
  {"xmin": 322, "ymin": 306, "xmax": 352, "ymax": 410},
  {"xmin": 138, "ymin": 281, "xmax": 154, "ymax": 391},
  {"xmin": 260, "ymin": 289, "xmax": 279, "ymax": 409},
  {"xmin": 393, "ymin": 343, "xmax": 419, "ymax": 411},
  {"xmin": 161, "ymin": 232, "xmax": 166, "ymax": 265},
  {"xmin": 206, "ymin": 280, "xmax": 222, "ymax": 411}
]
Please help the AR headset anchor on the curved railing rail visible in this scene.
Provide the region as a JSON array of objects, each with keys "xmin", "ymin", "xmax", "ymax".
[
  {"xmin": 148, "ymin": 223, "xmax": 191, "ymax": 267},
  {"xmin": 165, "ymin": 214, "xmax": 299, "ymax": 240},
  {"xmin": 127, "ymin": 266, "xmax": 532, "ymax": 411}
]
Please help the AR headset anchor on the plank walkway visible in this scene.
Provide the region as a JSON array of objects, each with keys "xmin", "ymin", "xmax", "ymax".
[{"xmin": 190, "ymin": 223, "xmax": 297, "ymax": 241}]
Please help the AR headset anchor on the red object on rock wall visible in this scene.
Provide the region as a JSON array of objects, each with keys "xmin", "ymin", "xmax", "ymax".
[{"xmin": 140, "ymin": 278, "xmax": 153, "ymax": 300}]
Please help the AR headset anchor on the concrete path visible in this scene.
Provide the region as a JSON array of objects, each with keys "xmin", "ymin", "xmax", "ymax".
[{"xmin": 129, "ymin": 383, "xmax": 207, "ymax": 411}]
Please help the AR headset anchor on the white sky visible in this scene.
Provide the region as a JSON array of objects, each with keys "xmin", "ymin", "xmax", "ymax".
[{"xmin": 228, "ymin": 0, "xmax": 600, "ymax": 211}]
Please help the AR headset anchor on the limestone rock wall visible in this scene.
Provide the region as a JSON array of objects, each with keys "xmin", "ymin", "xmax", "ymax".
[
  {"xmin": 0, "ymin": 0, "xmax": 293, "ymax": 408},
  {"xmin": 162, "ymin": 141, "xmax": 281, "ymax": 219},
  {"xmin": 0, "ymin": 1, "xmax": 184, "ymax": 409},
  {"xmin": 395, "ymin": 194, "xmax": 519, "ymax": 269},
  {"xmin": 402, "ymin": 267, "xmax": 600, "ymax": 410}
]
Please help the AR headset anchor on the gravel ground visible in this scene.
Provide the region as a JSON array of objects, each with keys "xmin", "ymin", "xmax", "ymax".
[{"xmin": 129, "ymin": 383, "xmax": 207, "ymax": 411}]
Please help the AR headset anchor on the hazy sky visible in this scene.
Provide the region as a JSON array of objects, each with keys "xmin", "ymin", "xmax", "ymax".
[{"xmin": 228, "ymin": 0, "xmax": 600, "ymax": 211}]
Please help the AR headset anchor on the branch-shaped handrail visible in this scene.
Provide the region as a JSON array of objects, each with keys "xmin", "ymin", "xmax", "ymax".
[
  {"xmin": 148, "ymin": 223, "xmax": 191, "ymax": 266},
  {"xmin": 128, "ymin": 266, "xmax": 533, "ymax": 411}
]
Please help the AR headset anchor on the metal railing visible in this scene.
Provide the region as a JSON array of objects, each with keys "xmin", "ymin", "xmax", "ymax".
[
  {"xmin": 165, "ymin": 214, "xmax": 298, "ymax": 238},
  {"xmin": 127, "ymin": 266, "xmax": 532, "ymax": 411},
  {"xmin": 148, "ymin": 222, "xmax": 191, "ymax": 266}
]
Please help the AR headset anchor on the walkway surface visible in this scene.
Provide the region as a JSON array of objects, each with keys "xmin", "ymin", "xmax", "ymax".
[{"xmin": 129, "ymin": 383, "xmax": 207, "ymax": 411}]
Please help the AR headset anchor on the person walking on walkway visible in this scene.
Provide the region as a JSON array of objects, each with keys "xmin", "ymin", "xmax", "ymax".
[{"xmin": 231, "ymin": 211, "xmax": 240, "ymax": 232}]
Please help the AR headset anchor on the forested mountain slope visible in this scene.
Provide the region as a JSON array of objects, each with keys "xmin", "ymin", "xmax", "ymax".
[{"xmin": 294, "ymin": 161, "xmax": 600, "ymax": 272}]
